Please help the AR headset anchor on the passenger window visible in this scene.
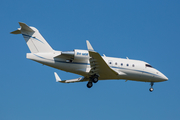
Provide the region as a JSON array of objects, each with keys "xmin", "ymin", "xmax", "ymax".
[
  {"xmin": 121, "ymin": 63, "xmax": 123, "ymax": 66},
  {"xmin": 115, "ymin": 62, "xmax": 117, "ymax": 65},
  {"xmin": 108, "ymin": 60, "xmax": 113, "ymax": 65},
  {"xmin": 127, "ymin": 64, "xmax": 129, "ymax": 66},
  {"xmin": 132, "ymin": 64, "xmax": 135, "ymax": 67}
]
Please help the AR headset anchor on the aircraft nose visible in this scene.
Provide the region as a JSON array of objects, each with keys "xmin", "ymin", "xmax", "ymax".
[
  {"xmin": 155, "ymin": 69, "xmax": 168, "ymax": 81},
  {"xmin": 159, "ymin": 72, "xmax": 168, "ymax": 81},
  {"xmin": 162, "ymin": 75, "xmax": 168, "ymax": 81}
]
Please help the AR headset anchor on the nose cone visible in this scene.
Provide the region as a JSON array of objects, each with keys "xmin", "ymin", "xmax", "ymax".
[
  {"xmin": 161, "ymin": 74, "xmax": 168, "ymax": 81},
  {"xmin": 157, "ymin": 72, "xmax": 168, "ymax": 81}
]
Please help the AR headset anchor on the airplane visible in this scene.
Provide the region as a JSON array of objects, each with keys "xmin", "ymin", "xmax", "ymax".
[{"xmin": 11, "ymin": 22, "xmax": 168, "ymax": 92}]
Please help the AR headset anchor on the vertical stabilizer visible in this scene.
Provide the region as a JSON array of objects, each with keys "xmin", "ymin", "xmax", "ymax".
[{"xmin": 11, "ymin": 22, "xmax": 54, "ymax": 53}]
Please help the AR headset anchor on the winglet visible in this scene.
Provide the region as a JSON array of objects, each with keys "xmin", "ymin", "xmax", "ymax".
[
  {"xmin": 54, "ymin": 72, "xmax": 61, "ymax": 82},
  {"xmin": 86, "ymin": 40, "xmax": 94, "ymax": 51}
]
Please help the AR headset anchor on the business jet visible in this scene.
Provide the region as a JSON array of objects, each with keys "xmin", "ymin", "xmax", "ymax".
[{"xmin": 11, "ymin": 22, "xmax": 168, "ymax": 92}]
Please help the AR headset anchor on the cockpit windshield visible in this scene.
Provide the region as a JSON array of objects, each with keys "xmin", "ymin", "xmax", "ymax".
[{"xmin": 145, "ymin": 64, "xmax": 153, "ymax": 68}]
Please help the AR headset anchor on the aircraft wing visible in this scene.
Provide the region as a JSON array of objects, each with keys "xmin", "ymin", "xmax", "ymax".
[
  {"xmin": 54, "ymin": 72, "xmax": 88, "ymax": 83},
  {"xmin": 86, "ymin": 40, "xmax": 119, "ymax": 80},
  {"xmin": 54, "ymin": 41, "xmax": 124, "ymax": 83}
]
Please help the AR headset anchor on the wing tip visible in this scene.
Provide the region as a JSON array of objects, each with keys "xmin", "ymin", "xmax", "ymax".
[
  {"xmin": 54, "ymin": 72, "xmax": 61, "ymax": 82},
  {"xmin": 86, "ymin": 40, "xmax": 94, "ymax": 51}
]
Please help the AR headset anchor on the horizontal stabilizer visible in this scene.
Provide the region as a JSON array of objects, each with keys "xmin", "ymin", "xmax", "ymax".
[
  {"xmin": 10, "ymin": 28, "xmax": 21, "ymax": 34},
  {"xmin": 11, "ymin": 22, "xmax": 34, "ymax": 34},
  {"xmin": 18, "ymin": 22, "xmax": 34, "ymax": 32}
]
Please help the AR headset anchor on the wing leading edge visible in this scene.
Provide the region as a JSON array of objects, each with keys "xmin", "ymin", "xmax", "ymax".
[
  {"xmin": 54, "ymin": 40, "xmax": 125, "ymax": 83},
  {"xmin": 86, "ymin": 40, "xmax": 119, "ymax": 80}
]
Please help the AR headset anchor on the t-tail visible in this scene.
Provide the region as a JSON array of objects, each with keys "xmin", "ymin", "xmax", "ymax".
[{"xmin": 11, "ymin": 22, "xmax": 54, "ymax": 53}]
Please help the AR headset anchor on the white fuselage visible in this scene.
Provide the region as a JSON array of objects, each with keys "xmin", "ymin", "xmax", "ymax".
[
  {"xmin": 11, "ymin": 22, "xmax": 168, "ymax": 91},
  {"xmin": 27, "ymin": 50, "xmax": 168, "ymax": 83}
]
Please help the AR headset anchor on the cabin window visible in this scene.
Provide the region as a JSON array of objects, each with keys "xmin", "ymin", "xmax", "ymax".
[
  {"xmin": 115, "ymin": 62, "xmax": 117, "ymax": 65},
  {"xmin": 121, "ymin": 63, "xmax": 123, "ymax": 66},
  {"xmin": 132, "ymin": 64, "xmax": 135, "ymax": 67},
  {"xmin": 127, "ymin": 64, "xmax": 129, "ymax": 66},
  {"xmin": 145, "ymin": 64, "xmax": 153, "ymax": 68},
  {"xmin": 108, "ymin": 60, "xmax": 113, "ymax": 65}
]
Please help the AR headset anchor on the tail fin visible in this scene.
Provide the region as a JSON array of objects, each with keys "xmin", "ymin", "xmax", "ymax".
[{"xmin": 11, "ymin": 22, "xmax": 54, "ymax": 53}]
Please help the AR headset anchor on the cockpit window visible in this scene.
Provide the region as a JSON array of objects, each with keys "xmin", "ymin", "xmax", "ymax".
[{"xmin": 145, "ymin": 64, "xmax": 153, "ymax": 68}]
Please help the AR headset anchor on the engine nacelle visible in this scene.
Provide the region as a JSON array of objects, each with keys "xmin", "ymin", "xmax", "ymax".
[
  {"xmin": 61, "ymin": 49, "xmax": 90, "ymax": 60},
  {"xmin": 74, "ymin": 49, "xmax": 89, "ymax": 59}
]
